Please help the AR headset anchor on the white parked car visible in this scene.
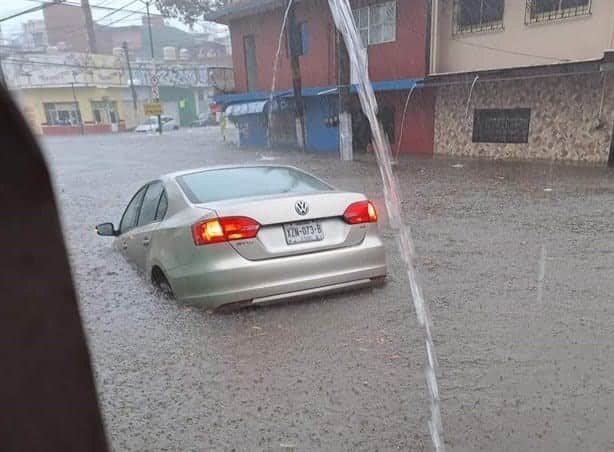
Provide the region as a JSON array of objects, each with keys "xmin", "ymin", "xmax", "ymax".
[{"xmin": 135, "ymin": 115, "xmax": 179, "ymax": 133}]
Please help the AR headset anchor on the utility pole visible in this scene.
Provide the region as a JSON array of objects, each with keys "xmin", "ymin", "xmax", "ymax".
[
  {"xmin": 336, "ymin": 31, "xmax": 353, "ymax": 161},
  {"xmin": 81, "ymin": 0, "xmax": 98, "ymax": 53},
  {"xmin": 122, "ymin": 41, "xmax": 138, "ymax": 113},
  {"xmin": 144, "ymin": 0, "xmax": 162, "ymax": 135},
  {"xmin": 286, "ymin": 0, "xmax": 306, "ymax": 151},
  {"xmin": 71, "ymin": 71, "xmax": 85, "ymax": 135}
]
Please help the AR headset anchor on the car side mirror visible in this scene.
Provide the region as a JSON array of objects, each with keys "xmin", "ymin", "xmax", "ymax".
[{"xmin": 95, "ymin": 222, "xmax": 117, "ymax": 236}]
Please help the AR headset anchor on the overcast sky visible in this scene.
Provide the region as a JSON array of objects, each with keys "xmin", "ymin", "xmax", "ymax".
[{"xmin": 0, "ymin": 0, "xmax": 225, "ymax": 37}]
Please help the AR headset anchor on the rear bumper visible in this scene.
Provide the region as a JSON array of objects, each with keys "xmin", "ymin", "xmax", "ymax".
[{"xmin": 167, "ymin": 233, "xmax": 386, "ymax": 309}]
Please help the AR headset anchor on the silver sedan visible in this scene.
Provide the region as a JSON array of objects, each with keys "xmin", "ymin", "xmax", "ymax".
[{"xmin": 96, "ymin": 165, "xmax": 387, "ymax": 310}]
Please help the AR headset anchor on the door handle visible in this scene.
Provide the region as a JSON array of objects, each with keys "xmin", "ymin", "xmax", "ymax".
[{"xmin": 142, "ymin": 237, "xmax": 151, "ymax": 246}]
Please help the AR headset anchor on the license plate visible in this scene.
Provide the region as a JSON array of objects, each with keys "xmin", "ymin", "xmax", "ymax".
[{"xmin": 283, "ymin": 221, "xmax": 324, "ymax": 245}]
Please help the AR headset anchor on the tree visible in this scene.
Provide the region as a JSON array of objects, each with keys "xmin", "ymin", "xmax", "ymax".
[{"xmin": 154, "ymin": 0, "xmax": 227, "ymax": 26}]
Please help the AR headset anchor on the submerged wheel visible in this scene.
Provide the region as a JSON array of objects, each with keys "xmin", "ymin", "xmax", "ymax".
[{"xmin": 152, "ymin": 267, "xmax": 174, "ymax": 298}]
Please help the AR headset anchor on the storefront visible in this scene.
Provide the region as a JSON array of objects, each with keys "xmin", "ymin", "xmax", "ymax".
[{"xmin": 216, "ymin": 79, "xmax": 434, "ymax": 155}]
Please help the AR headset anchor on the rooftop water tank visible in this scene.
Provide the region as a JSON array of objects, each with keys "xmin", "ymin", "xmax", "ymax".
[{"xmin": 179, "ymin": 48, "xmax": 190, "ymax": 60}]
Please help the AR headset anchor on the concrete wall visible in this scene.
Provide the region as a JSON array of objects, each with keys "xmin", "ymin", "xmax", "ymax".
[
  {"xmin": 433, "ymin": 74, "xmax": 614, "ymax": 163},
  {"xmin": 228, "ymin": 0, "xmax": 430, "ymax": 93},
  {"xmin": 432, "ymin": 0, "xmax": 614, "ymax": 74}
]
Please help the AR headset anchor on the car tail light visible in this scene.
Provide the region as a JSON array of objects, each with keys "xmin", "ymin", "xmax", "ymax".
[
  {"xmin": 343, "ymin": 201, "xmax": 377, "ymax": 224},
  {"xmin": 191, "ymin": 217, "xmax": 260, "ymax": 245}
]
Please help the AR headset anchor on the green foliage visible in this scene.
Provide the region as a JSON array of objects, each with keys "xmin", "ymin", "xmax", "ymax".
[{"xmin": 154, "ymin": 0, "xmax": 227, "ymax": 26}]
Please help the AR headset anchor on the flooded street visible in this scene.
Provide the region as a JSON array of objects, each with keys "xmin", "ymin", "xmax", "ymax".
[{"xmin": 44, "ymin": 128, "xmax": 614, "ymax": 451}]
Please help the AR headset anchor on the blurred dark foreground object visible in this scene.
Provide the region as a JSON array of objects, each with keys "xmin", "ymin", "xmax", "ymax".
[{"xmin": 0, "ymin": 86, "xmax": 108, "ymax": 451}]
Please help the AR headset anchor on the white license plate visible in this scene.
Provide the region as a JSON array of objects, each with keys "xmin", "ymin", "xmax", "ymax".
[{"xmin": 283, "ymin": 221, "xmax": 324, "ymax": 245}]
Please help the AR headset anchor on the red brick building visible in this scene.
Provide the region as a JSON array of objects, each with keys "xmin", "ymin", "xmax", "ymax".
[{"xmin": 211, "ymin": 0, "xmax": 434, "ymax": 154}]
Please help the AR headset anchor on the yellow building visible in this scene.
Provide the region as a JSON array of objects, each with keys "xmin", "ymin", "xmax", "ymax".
[
  {"xmin": 15, "ymin": 86, "xmax": 128, "ymax": 135},
  {"xmin": 4, "ymin": 52, "xmax": 140, "ymax": 135}
]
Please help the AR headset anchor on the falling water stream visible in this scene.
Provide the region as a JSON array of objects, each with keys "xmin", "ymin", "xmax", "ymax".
[
  {"xmin": 326, "ymin": 0, "xmax": 446, "ymax": 450},
  {"xmin": 394, "ymin": 84, "xmax": 416, "ymax": 161},
  {"xmin": 465, "ymin": 75, "xmax": 480, "ymax": 120}
]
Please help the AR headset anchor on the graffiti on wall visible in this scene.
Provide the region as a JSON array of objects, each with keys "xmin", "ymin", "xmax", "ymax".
[
  {"xmin": 132, "ymin": 65, "xmax": 209, "ymax": 88},
  {"xmin": 3, "ymin": 53, "xmax": 125, "ymax": 88}
]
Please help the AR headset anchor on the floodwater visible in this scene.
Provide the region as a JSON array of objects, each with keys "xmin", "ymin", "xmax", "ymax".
[{"xmin": 43, "ymin": 129, "xmax": 614, "ymax": 451}]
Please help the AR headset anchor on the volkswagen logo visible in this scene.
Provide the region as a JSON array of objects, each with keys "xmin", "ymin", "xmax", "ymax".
[{"xmin": 294, "ymin": 200, "xmax": 309, "ymax": 216}]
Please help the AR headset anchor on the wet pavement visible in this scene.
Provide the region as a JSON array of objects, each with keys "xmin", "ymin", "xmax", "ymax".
[{"xmin": 44, "ymin": 127, "xmax": 614, "ymax": 451}]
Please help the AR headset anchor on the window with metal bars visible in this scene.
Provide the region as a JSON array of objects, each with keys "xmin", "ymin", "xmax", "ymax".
[
  {"xmin": 453, "ymin": 0, "xmax": 505, "ymax": 35},
  {"xmin": 526, "ymin": 0, "xmax": 591, "ymax": 24},
  {"xmin": 472, "ymin": 109, "xmax": 531, "ymax": 144}
]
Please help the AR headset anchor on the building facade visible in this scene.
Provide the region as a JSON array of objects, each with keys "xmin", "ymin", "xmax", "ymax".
[
  {"xmin": 5, "ymin": 53, "xmax": 127, "ymax": 135},
  {"xmin": 3, "ymin": 52, "xmax": 233, "ymax": 135},
  {"xmin": 428, "ymin": 0, "xmax": 614, "ymax": 163},
  {"xmin": 210, "ymin": 0, "xmax": 434, "ymax": 154}
]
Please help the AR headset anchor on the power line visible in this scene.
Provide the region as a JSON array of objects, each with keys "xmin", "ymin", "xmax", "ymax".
[
  {"xmin": 0, "ymin": 1, "xmax": 66, "ymax": 24},
  {"xmin": 2, "ymin": 55, "xmax": 125, "ymax": 70},
  {"xmin": 39, "ymin": 10, "xmax": 143, "ymax": 37},
  {"xmin": 96, "ymin": 0, "xmax": 140, "ymax": 24},
  {"xmin": 25, "ymin": 0, "xmax": 163, "ymax": 17},
  {"xmin": 1, "ymin": 0, "xmax": 132, "ymax": 43},
  {"xmin": 2, "ymin": 55, "xmax": 209, "ymax": 72},
  {"xmin": 93, "ymin": 0, "xmax": 115, "ymax": 7},
  {"xmin": 40, "ymin": 2, "xmax": 148, "ymax": 47},
  {"xmin": 103, "ymin": 7, "xmax": 147, "ymax": 27}
]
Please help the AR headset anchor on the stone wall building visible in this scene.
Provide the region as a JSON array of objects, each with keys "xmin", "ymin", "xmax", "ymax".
[
  {"xmin": 428, "ymin": 0, "xmax": 614, "ymax": 164},
  {"xmin": 430, "ymin": 61, "xmax": 614, "ymax": 163}
]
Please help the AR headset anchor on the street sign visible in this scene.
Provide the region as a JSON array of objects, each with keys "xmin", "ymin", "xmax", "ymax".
[
  {"xmin": 151, "ymin": 73, "xmax": 159, "ymax": 100},
  {"xmin": 144, "ymin": 102, "xmax": 163, "ymax": 116}
]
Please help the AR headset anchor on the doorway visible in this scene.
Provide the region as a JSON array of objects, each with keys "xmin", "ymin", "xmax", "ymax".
[{"xmin": 243, "ymin": 35, "xmax": 258, "ymax": 92}]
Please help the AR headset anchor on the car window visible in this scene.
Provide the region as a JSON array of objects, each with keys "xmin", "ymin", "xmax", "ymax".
[
  {"xmin": 119, "ymin": 186, "xmax": 147, "ymax": 234},
  {"xmin": 155, "ymin": 191, "xmax": 168, "ymax": 221},
  {"xmin": 176, "ymin": 166, "xmax": 332, "ymax": 204},
  {"xmin": 137, "ymin": 181, "xmax": 164, "ymax": 226}
]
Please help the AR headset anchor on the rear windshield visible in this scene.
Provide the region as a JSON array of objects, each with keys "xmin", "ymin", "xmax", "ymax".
[{"xmin": 177, "ymin": 166, "xmax": 332, "ymax": 203}]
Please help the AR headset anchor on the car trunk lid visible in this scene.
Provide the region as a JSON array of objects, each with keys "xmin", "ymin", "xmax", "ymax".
[{"xmin": 196, "ymin": 191, "xmax": 368, "ymax": 260}]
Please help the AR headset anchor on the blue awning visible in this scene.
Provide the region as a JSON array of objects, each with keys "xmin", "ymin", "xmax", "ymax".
[
  {"xmin": 224, "ymin": 100, "xmax": 268, "ymax": 117},
  {"xmin": 214, "ymin": 78, "xmax": 424, "ymax": 106}
]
